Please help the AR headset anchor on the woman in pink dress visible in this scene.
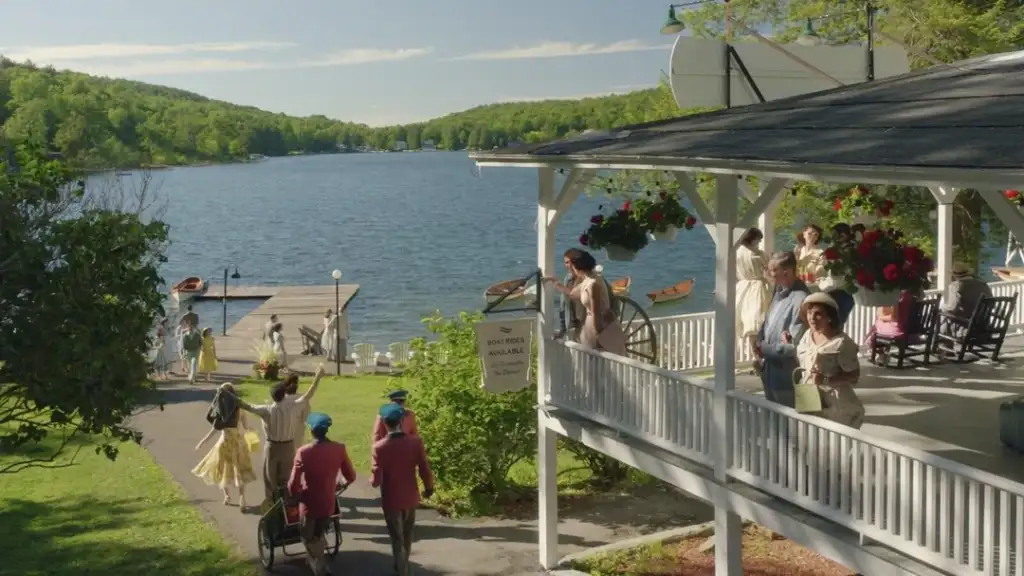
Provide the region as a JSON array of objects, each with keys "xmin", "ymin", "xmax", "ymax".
[
  {"xmin": 544, "ymin": 250, "xmax": 627, "ymax": 355},
  {"xmin": 866, "ymin": 289, "xmax": 918, "ymax": 360}
]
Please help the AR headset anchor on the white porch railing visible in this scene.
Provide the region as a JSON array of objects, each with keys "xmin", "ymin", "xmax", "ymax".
[
  {"xmin": 650, "ymin": 279, "xmax": 1024, "ymax": 372},
  {"xmin": 549, "ymin": 340, "xmax": 1024, "ymax": 576}
]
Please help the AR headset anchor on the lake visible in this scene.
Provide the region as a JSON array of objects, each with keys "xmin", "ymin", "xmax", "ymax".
[{"xmin": 141, "ymin": 152, "xmax": 999, "ymax": 349}]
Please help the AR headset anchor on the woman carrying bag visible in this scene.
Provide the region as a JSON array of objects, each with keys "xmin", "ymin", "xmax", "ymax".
[{"xmin": 792, "ymin": 292, "xmax": 865, "ymax": 429}]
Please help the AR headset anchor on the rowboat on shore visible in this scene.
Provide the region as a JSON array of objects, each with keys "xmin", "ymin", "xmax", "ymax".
[
  {"xmin": 484, "ymin": 279, "xmax": 535, "ymax": 305},
  {"xmin": 992, "ymin": 267, "xmax": 1024, "ymax": 282},
  {"xmin": 171, "ymin": 276, "xmax": 208, "ymax": 303},
  {"xmin": 647, "ymin": 278, "xmax": 695, "ymax": 304}
]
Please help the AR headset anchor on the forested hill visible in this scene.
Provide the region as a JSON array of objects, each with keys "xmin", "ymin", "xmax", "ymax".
[{"xmin": 0, "ymin": 57, "xmax": 681, "ymax": 169}]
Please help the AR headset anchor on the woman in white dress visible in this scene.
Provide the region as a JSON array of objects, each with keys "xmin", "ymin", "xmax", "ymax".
[
  {"xmin": 320, "ymin": 308, "xmax": 338, "ymax": 360},
  {"xmin": 795, "ymin": 292, "xmax": 864, "ymax": 429},
  {"xmin": 736, "ymin": 228, "xmax": 771, "ymax": 356},
  {"xmin": 271, "ymin": 322, "xmax": 288, "ymax": 368},
  {"xmin": 544, "ymin": 250, "xmax": 627, "ymax": 355},
  {"xmin": 794, "ymin": 224, "xmax": 825, "ymax": 285}
]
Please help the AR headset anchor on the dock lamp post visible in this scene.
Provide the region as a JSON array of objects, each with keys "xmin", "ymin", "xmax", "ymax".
[
  {"xmin": 222, "ymin": 266, "xmax": 241, "ymax": 336},
  {"xmin": 332, "ymin": 269, "xmax": 342, "ymax": 375}
]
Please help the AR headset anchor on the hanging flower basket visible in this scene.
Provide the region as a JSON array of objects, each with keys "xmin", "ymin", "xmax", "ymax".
[
  {"xmin": 822, "ymin": 228, "xmax": 933, "ymax": 302},
  {"xmin": 635, "ymin": 191, "xmax": 697, "ymax": 242},
  {"xmin": 853, "ymin": 287, "xmax": 901, "ymax": 307},
  {"xmin": 580, "ymin": 200, "xmax": 650, "ymax": 256},
  {"xmin": 831, "ymin": 185, "xmax": 893, "ymax": 224},
  {"xmin": 604, "ymin": 245, "xmax": 638, "ymax": 261}
]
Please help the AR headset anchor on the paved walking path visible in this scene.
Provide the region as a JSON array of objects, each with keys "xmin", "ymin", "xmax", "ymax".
[{"xmin": 133, "ymin": 375, "xmax": 673, "ymax": 575}]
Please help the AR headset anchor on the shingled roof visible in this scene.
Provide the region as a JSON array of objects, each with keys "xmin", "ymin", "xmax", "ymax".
[{"xmin": 471, "ymin": 50, "xmax": 1024, "ymax": 177}]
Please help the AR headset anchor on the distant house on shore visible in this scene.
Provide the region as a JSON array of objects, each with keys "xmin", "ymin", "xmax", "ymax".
[
  {"xmin": 393, "ymin": 140, "xmax": 408, "ymax": 151},
  {"xmin": 422, "ymin": 139, "xmax": 436, "ymax": 150}
]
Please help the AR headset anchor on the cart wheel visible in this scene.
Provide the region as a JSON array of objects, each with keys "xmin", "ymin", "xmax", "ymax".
[
  {"xmin": 257, "ymin": 517, "xmax": 275, "ymax": 569},
  {"xmin": 327, "ymin": 518, "xmax": 342, "ymax": 556}
]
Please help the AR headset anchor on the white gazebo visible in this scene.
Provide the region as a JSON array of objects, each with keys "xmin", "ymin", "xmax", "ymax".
[{"xmin": 471, "ymin": 51, "xmax": 1024, "ymax": 576}]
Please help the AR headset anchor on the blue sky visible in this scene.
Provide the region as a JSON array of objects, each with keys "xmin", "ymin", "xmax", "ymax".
[{"xmin": 0, "ymin": 0, "xmax": 687, "ymax": 126}]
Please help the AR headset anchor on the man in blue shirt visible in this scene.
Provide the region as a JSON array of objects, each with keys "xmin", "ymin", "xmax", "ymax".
[{"xmin": 754, "ymin": 251, "xmax": 809, "ymax": 408}]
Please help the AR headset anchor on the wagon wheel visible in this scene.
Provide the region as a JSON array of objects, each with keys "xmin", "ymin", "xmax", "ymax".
[
  {"xmin": 257, "ymin": 516, "xmax": 275, "ymax": 569},
  {"xmin": 326, "ymin": 517, "xmax": 342, "ymax": 556},
  {"xmin": 612, "ymin": 295, "xmax": 658, "ymax": 364}
]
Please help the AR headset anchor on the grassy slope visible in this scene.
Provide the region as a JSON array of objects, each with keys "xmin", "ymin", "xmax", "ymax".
[{"xmin": 0, "ymin": 438, "xmax": 255, "ymax": 576}]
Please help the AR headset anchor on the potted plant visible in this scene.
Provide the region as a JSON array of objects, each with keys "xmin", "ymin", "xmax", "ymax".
[
  {"xmin": 635, "ymin": 191, "xmax": 698, "ymax": 241},
  {"xmin": 580, "ymin": 200, "xmax": 649, "ymax": 261},
  {"xmin": 251, "ymin": 340, "xmax": 281, "ymax": 380},
  {"xmin": 822, "ymin": 228, "xmax": 932, "ymax": 306},
  {"xmin": 831, "ymin": 185, "xmax": 894, "ymax": 226}
]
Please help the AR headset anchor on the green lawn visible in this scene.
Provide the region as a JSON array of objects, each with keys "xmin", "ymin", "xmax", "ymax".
[{"xmin": 0, "ymin": 437, "xmax": 256, "ymax": 576}]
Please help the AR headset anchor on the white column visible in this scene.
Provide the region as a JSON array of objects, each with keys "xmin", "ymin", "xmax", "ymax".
[
  {"xmin": 536, "ymin": 167, "xmax": 559, "ymax": 569},
  {"xmin": 711, "ymin": 175, "xmax": 742, "ymax": 575},
  {"xmin": 758, "ymin": 200, "xmax": 776, "ymax": 256},
  {"xmin": 936, "ymin": 202, "xmax": 954, "ymax": 292}
]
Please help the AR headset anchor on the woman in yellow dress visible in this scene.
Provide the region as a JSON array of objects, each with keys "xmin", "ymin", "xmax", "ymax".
[
  {"xmin": 197, "ymin": 327, "xmax": 218, "ymax": 381},
  {"xmin": 193, "ymin": 383, "xmax": 257, "ymax": 510}
]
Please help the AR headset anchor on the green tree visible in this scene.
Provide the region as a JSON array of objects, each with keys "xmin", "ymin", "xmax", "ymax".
[{"xmin": 0, "ymin": 144, "xmax": 169, "ymax": 473}]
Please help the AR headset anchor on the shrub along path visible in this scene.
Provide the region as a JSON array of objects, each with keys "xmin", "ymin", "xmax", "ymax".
[{"xmin": 133, "ymin": 374, "xmax": 707, "ymax": 575}]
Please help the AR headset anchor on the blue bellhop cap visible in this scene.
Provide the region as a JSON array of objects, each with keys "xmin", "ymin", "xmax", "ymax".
[
  {"xmin": 378, "ymin": 403, "xmax": 405, "ymax": 423},
  {"xmin": 387, "ymin": 390, "xmax": 409, "ymax": 401},
  {"xmin": 306, "ymin": 412, "xmax": 333, "ymax": 431}
]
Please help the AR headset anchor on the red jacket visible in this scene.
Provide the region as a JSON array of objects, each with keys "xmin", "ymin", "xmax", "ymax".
[
  {"xmin": 287, "ymin": 440, "xmax": 357, "ymax": 519},
  {"xmin": 371, "ymin": 408, "xmax": 418, "ymax": 443},
  {"xmin": 370, "ymin": 433, "xmax": 434, "ymax": 513}
]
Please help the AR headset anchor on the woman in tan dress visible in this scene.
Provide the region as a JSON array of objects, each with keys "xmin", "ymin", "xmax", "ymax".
[{"xmin": 544, "ymin": 250, "xmax": 627, "ymax": 355}]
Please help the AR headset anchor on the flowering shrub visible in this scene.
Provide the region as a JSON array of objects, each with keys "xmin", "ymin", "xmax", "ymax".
[
  {"xmin": 580, "ymin": 200, "xmax": 650, "ymax": 252},
  {"xmin": 822, "ymin": 228, "xmax": 932, "ymax": 293},
  {"xmin": 831, "ymin": 185, "xmax": 894, "ymax": 222},
  {"xmin": 1004, "ymin": 189, "xmax": 1024, "ymax": 206},
  {"xmin": 633, "ymin": 191, "xmax": 698, "ymax": 233}
]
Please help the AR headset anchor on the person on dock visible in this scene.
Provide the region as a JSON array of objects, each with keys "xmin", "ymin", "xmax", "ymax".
[
  {"xmin": 180, "ymin": 304, "xmax": 198, "ymax": 331},
  {"xmin": 754, "ymin": 251, "xmax": 809, "ymax": 409},
  {"xmin": 237, "ymin": 364, "xmax": 325, "ymax": 510},
  {"xmin": 197, "ymin": 327, "xmax": 218, "ymax": 381},
  {"xmin": 271, "ymin": 322, "xmax": 288, "ymax": 368},
  {"xmin": 370, "ymin": 403, "xmax": 434, "ymax": 576},
  {"xmin": 179, "ymin": 324, "xmax": 204, "ymax": 384},
  {"xmin": 193, "ymin": 383, "xmax": 257, "ymax": 511},
  {"xmin": 735, "ymin": 228, "xmax": 771, "ymax": 359},
  {"xmin": 287, "ymin": 411, "xmax": 356, "ymax": 576},
  {"xmin": 321, "ymin": 308, "xmax": 338, "ymax": 360},
  {"xmin": 264, "ymin": 314, "xmax": 278, "ymax": 341},
  {"xmin": 371, "ymin": 390, "xmax": 419, "ymax": 444}
]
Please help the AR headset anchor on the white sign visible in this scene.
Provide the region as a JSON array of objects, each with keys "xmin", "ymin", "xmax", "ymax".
[{"xmin": 474, "ymin": 318, "xmax": 534, "ymax": 393}]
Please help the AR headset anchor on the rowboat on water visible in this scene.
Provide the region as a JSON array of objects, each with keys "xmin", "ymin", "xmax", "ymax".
[
  {"xmin": 609, "ymin": 276, "xmax": 631, "ymax": 297},
  {"xmin": 484, "ymin": 279, "xmax": 534, "ymax": 305},
  {"xmin": 647, "ymin": 278, "xmax": 695, "ymax": 304},
  {"xmin": 171, "ymin": 276, "xmax": 208, "ymax": 303},
  {"xmin": 992, "ymin": 267, "xmax": 1024, "ymax": 282}
]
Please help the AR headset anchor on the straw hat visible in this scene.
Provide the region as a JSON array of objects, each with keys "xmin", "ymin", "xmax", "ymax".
[
  {"xmin": 952, "ymin": 261, "xmax": 971, "ymax": 278},
  {"xmin": 802, "ymin": 291, "xmax": 838, "ymax": 311}
]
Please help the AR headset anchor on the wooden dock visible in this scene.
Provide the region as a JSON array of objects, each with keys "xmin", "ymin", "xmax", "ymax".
[
  {"xmin": 213, "ymin": 284, "xmax": 360, "ymax": 376},
  {"xmin": 194, "ymin": 285, "xmax": 282, "ymax": 300}
]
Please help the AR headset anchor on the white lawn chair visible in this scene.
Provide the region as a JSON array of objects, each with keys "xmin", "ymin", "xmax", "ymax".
[
  {"xmin": 350, "ymin": 343, "xmax": 377, "ymax": 374},
  {"xmin": 386, "ymin": 342, "xmax": 414, "ymax": 373}
]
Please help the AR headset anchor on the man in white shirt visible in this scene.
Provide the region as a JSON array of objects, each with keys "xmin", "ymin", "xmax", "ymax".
[{"xmin": 238, "ymin": 364, "xmax": 324, "ymax": 509}]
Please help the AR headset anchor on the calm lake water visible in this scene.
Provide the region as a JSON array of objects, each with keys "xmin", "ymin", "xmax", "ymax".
[{"xmin": 138, "ymin": 152, "xmax": 1000, "ymax": 349}]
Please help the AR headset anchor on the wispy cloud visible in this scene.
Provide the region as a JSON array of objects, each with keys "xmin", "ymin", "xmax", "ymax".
[
  {"xmin": 0, "ymin": 41, "xmax": 295, "ymax": 62},
  {"xmin": 498, "ymin": 84, "xmax": 656, "ymax": 103},
  {"xmin": 447, "ymin": 40, "xmax": 670, "ymax": 62},
  {"xmin": 2, "ymin": 44, "xmax": 433, "ymax": 77}
]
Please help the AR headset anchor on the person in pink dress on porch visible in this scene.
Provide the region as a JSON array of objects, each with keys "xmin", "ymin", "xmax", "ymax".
[{"xmin": 865, "ymin": 289, "xmax": 919, "ymax": 351}]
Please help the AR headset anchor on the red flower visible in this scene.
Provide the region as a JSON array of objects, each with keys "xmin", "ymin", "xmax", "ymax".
[
  {"xmin": 832, "ymin": 198, "xmax": 843, "ymax": 211},
  {"xmin": 684, "ymin": 215, "xmax": 697, "ymax": 228},
  {"xmin": 903, "ymin": 245, "xmax": 921, "ymax": 262},
  {"xmin": 590, "ymin": 215, "xmax": 603, "ymax": 224},
  {"xmin": 621, "ymin": 200, "xmax": 631, "ymax": 212},
  {"xmin": 878, "ymin": 199, "xmax": 894, "ymax": 217},
  {"xmin": 861, "ymin": 229, "xmax": 881, "ymax": 244},
  {"xmin": 856, "ymin": 185, "xmax": 869, "ymax": 195},
  {"xmin": 579, "ymin": 234, "xmax": 589, "ymax": 246},
  {"xmin": 855, "ymin": 269, "xmax": 875, "ymax": 288},
  {"xmin": 856, "ymin": 241, "xmax": 874, "ymax": 258},
  {"xmin": 650, "ymin": 211, "xmax": 664, "ymax": 222},
  {"xmin": 823, "ymin": 247, "xmax": 839, "ymax": 261},
  {"xmin": 1004, "ymin": 190, "xmax": 1020, "ymax": 200},
  {"xmin": 882, "ymin": 264, "xmax": 900, "ymax": 282}
]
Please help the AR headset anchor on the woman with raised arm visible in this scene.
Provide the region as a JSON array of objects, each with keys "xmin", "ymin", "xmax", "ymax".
[{"xmin": 543, "ymin": 250, "xmax": 626, "ymax": 356}]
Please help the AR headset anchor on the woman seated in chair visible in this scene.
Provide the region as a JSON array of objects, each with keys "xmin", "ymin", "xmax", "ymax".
[{"xmin": 865, "ymin": 289, "xmax": 919, "ymax": 359}]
